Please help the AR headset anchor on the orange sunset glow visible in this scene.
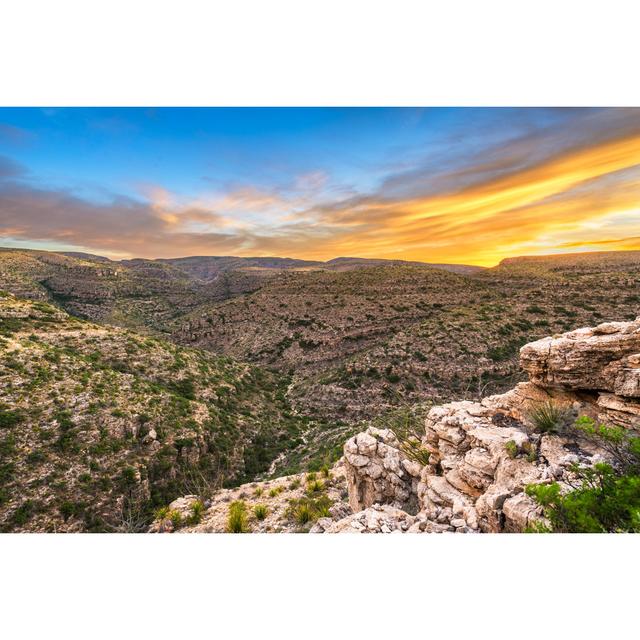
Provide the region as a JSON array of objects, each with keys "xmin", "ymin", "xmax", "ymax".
[{"xmin": 1, "ymin": 107, "xmax": 640, "ymax": 265}]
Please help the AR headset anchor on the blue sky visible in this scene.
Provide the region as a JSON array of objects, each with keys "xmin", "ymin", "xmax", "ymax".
[{"xmin": 1, "ymin": 107, "xmax": 639, "ymax": 264}]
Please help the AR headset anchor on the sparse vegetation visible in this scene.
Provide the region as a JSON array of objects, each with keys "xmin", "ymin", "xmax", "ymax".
[
  {"xmin": 526, "ymin": 416, "xmax": 640, "ymax": 532},
  {"xmin": 253, "ymin": 504, "xmax": 268, "ymax": 520},
  {"xmin": 505, "ymin": 440, "xmax": 518, "ymax": 459},
  {"xmin": 2, "ymin": 248, "xmax": 640, "ymax": 532},
  {"xmin": 526, "ymin": 400, "xmax": 570, "ymax": 433},
  {"xmin": 227, "ymin": 500, "xmax": 250, "ymax": 533}
]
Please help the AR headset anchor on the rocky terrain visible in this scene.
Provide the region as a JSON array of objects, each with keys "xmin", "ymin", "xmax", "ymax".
[
  {"xmin": 159, "ymin": 314, "xmax": 639, "ymax": 533},
  {"xmin": 0, "ymin": 293, "xmax": 315, "ymax": 532},
  {"xmin": 177, "ymin": 250, "xmax": 640, "ymax": 422},
  {"xmin": 3, "ymin": 248, "xmax": 639, "ymax": 428},
  {"xmin": 1, "ymin": 247, "xmax": 639, "ymax": 532}
]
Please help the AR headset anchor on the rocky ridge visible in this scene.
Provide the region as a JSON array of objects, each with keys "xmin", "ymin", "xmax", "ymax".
[
  {"xmin": 165, "ymin": 316, "xmax": 640, "ymax": 533},
  {"xmin": 338, "ymin": 317, "xmax": 640, "ymax": 532}
]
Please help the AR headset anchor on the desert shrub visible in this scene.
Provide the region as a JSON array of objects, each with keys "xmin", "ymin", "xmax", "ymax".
[
  {"xmin": 305, "ymin": 479, "xmax": 325, "ymax": 494},
  {"xmin": 168, "ymin": 509, "xmax": 183, "ymax": 528},
  {"xmin": 12, "ymin": 500, "xmax": 36, "ymax": 526},
  {"xmin": 526, "ymin": 416, "xmax": 640, "ymax": 532},
  {"xmin": 188, "ymin": 500, "xmax": 205, "ymax": 525},
  {"xmin": 227, "ymin": 500, "xmax": 249, "ymax": 533},
  {"xmin": 253, "ymin": 487, "xmax": 264, "ymax": 497},
  {"xmin": 0, "ymin": 405, "xmax": 24, "ymax": 429},
  {"xmin": 526, "ymin": 400, "xmax": 570, "ymax": 433},
  {"xmin": 253, "ymin": 504, "xmax": 268, "ymax": 520},
  {"xmin": 268, "ymin": 486, "xmax": 284, "ymax": 498},
  {"xmin": 59, "ymin": 500, "xmax": 82, "ymax": 522},
  {"xmin": 305, "ymin": 472, "xmax": 317, "ymax": 482},
  {"xmin": 169, "ymin": 377, "xmax": 196, "ymax": 400},
  {"xmin": 504, "ymin": 440, "xmax": 518, "ymax": 459},
  {"xmin": 384, "ymin": 406, "xmax": 431, "ymax": 466},
  {"xmin": 320, "ymin": 464, "xmax": 331, "ymax": 478},
  {"xmin": 287, "ymin": 495, "xmax": 332, "ymax": 526}
]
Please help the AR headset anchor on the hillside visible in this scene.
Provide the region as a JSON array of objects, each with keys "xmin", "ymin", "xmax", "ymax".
[
  {"xmin": 1, "ymin": 247, "xmax": 639, "ymax": 487},
  {"xmin": 156, "ymin": 314, "xmax": 640, "ymax": 534},
  {"xmin": 0, "ymin": 248, "xmax": 481, "ymax": 333},
  {"xmin": 177, "ymin": 251, "xmax": 640, "ymax": 422},
  {"xmin": 0, "ymin": 293, "xmax": 312, "ymax": 532},
  {"xmin": 0, "ymin": 248, "xmax": 270, "ymax": 332}
]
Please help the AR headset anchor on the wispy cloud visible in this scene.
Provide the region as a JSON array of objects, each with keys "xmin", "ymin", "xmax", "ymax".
[{"xmin": 1, "ymin": 109, "xmax": 640, "ymax": 264}]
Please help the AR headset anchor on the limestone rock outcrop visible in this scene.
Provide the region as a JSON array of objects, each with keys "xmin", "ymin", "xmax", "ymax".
[
  {"xmin": 338, "ymin": 317, "xmax": 640, "ymax": 533},
  {"xmin": 311, "ymin": 504, "xmax": 416, "ymax": 533},
  {"xmin": 520, "ymin": 318, "xmax": 640, "ymax": 397},
  {"xmin": 344, "ymin": 428, "xmax": 421, "ymax": 513}
]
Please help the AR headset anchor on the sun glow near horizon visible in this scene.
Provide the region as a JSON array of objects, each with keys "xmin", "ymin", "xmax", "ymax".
[{"xmin": 1, "ymin": 107, "xmax": 640, "ymax": 266}]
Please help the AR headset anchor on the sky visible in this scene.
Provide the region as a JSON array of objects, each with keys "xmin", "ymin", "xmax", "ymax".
[{"xmin": 0, "ymin": 107, "xmax": 639, "ymax": 266}]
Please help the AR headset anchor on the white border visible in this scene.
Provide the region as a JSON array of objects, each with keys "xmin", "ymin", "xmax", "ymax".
[
  {"xmin": 1, "ymin": 1, "xmax": 639, "ymax": 637},
  {"xmin": 1, "ymin": 0, "xmax": 639, "ymax": 106}
]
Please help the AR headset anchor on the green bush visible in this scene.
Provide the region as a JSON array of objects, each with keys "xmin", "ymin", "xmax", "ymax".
[
  {"xmin": 253, "ymin": 504, "xmax": 268, "ymax": 520},
  {"xmin": 504, "ymin": 440, "xmax": 518, "ymax": 459},
  {"xmin": 227, "ymin": 500, "xmax": 250, "ymax": 533},
  {"xmin": 0, "ymin": 406, "xmax": 23, "ymax": 429},
  {"xmin": 287, "ymin": 495, "xmax": 332, "ymax": 526},
  {"xmin": 12, "ymin": 500, "xmax": 35, "ymax": 526},
  {"xmin": 526, "ymin": 416, "xmax": 640, "ymax": 532},
  {"xmin": 188, "ymin": 500, "xmax": 205, "ymax": 525}
]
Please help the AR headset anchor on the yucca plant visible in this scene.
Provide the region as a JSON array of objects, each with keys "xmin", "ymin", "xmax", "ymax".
[
  {"xmin": 188, "ymin": 499, "xmax": 205, "ymax": 525},
  {"xmin": 253, "ymin": 504, "xmax": 268, "ymax": 520},
  {"xmin": 168, "ymin": 509, "xmax": 182, "ymax": 528},
  {"xmin": 293, "ymin": 502, "xmax": 313, "ymax": 525},
  {"xmin": 227, "ymin": 500, "xmax": 250, "ymax": 533},
  {"xmin": 527, "ymin": 400, "xmax": 569, "ymax": 433},
  {"xmin": 305, "ymin": 479, "xmax": 325, "ymax": 495},
  {"xmin": 287, "ymin": 495, "xmax": 332, "ymax": 526}
]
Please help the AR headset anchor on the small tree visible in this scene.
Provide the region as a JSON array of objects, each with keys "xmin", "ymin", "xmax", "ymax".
[{"xmin": 526, "ymin": 416, "xmax": 640, "ymax": 532}]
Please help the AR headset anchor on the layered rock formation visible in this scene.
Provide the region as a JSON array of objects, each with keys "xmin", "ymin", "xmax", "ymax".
[
  {"xmin": 337, "ymin": 317, "xmax": 640, "ymax": 533},
  {"xmin": 147, "ymin": 316, "xmax": 640, "ymax": 534}
]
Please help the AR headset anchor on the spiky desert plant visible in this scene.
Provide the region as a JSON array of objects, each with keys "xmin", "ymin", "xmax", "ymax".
[
  {"xmin": 227, "ymin": 500, "xmax": 250, "ymax": 533},
  {"xmin": 527, "ymin": 400, "xmax": 569, "ymax": 433},
  {"xmin": 253, "ymin": 504, "xmax": 268, "ymax": 520},
  {"xmin": 305, "ymin": 479, "xmax": 325, "ymax": 495}
]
